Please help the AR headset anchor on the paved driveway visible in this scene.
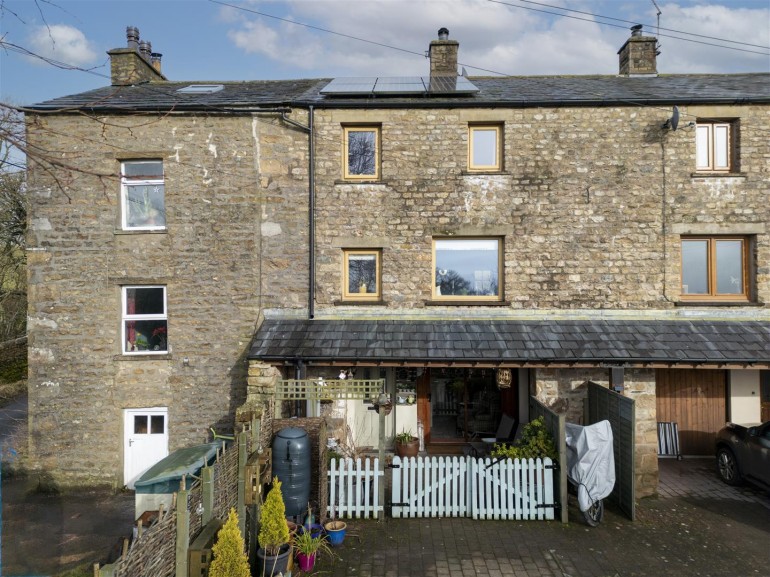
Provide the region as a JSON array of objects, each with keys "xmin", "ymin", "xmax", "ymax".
[{"xmin": 1, "ymin": 457, "xmax": 768, "ymax": 576}]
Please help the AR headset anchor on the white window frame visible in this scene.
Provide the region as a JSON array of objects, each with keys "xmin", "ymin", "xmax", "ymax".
[
  {"xmin": 122, "ymin": 285, "xmax": 168, "ymax": 355},
  {"xmin": 121, "ymin": 160, "xmax": 166, "ymax": 231},
  {"xmin": 695, "ymin": 122, "xmax": 733, "ymax": 172},
  {"xmin": 468, "ymin": 124, "xmax": 502, "ymax": 172}
]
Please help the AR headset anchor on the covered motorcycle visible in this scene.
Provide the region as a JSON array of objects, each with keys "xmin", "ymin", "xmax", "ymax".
[{"xmin": 565, "ymin": 420, "xmax": 615, "ymax": 526}]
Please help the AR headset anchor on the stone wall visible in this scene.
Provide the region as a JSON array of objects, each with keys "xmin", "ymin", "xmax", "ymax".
[
  {"xmin": 312, "ymin": 104, "xmax": 769, "ymax": 312},
  {"xmin": 25, "ymin": 112, "xmax": 308, "ymax": 485}
]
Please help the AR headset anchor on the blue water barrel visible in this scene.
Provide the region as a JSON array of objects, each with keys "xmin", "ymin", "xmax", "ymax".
[{"xmin": 272, "ymin": 427, "xmax": 311, "ymax": 517}]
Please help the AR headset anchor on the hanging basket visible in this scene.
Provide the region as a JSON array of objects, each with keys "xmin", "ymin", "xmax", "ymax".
[{"xmin": 496, "ymin": 368, "xmax": 512, "ymax": 390}]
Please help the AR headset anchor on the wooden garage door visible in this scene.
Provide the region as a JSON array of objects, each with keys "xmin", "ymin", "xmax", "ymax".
[{"xmin": 656, "ymin": 369, "xmax": 726, "ymax": 456}]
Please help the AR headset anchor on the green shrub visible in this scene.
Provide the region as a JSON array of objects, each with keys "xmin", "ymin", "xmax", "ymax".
[
  {"xmin": 490, "ymin": 416, "xmax": 558, "ymax": 461},
  {"xmin": 258, "ymin": 476, "xmax": 290, "ymax": 555},
  {"xmin": 209, "ymin": 508, "xmax": 250, "ymax": 577}
]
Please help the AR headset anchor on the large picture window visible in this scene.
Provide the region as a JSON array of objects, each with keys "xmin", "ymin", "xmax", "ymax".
[
  {"xmin": 433, "ymin": 238, "xmax": 502, "ymax": 300},
  {"xmin": 468, "ymin": 125, "xmax": 502, "ymax": 172},
  {"xmin": 122, "ymin": 286, "xmax": 168, "ymax": 354},
  {"xmin": 121, "ymin": 160, "xmax": 165, "ymax": 230},
  {"xmin": 681, "ymin": 237, "xmax": 748, "ymax": 301},
  {"xmin": 695, "ymin": 121, "xmax": 734, "ymax": 172},
  {"xmin": 343, "ymin": 249, "xmax": 381, "ymax": 300},
  {"xmin": 343, "ymin": 126, "xmax": 380, "ymax": 180}
]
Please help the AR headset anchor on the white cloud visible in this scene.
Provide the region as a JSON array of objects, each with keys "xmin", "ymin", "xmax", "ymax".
[
  {"xmin": 26, "ymin": 24, "xmax": 98, "ymax": 68},
  {"xmin": 222, "ymin": 0, "xmax": 769, "ymax": 76}
]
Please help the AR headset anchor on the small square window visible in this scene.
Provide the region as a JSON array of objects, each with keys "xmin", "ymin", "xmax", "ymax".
[
  {"xmin": 695, "ymin": 121, "xmax": 734, "ymax": 172},
  {"xmin": 468, "ymin": 125, "xmax": 502, "ymax": 171},
  {"xmin": 681, "ymin": 237, "xmax": 748, "ymax": 301},
  {"xmin": 121, "ymin": 160, "xmax": 165, "ymax": 230},
  {"xmin": 433, "ymin": 238, "xmax": 502, "ymax": 300},
  {"xmin": 343, "ymin": 249, "xmax": 381, "ymax": 300},
  {"xmin": 343, "ymin": 126, "xmax": 380, "ymax": 180},
  {"xmin": 122, "ymin": 285, "xmax": 168, "ymax": 354}
]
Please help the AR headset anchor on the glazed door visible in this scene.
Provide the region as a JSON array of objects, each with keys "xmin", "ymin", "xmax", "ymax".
[
  {"xmin": 123, "ymin": 407, "xmax": 168, "ymax": 489},
  {"xmin": 416, "ymin": 369, "xmax": 432, "ymax": 444}
]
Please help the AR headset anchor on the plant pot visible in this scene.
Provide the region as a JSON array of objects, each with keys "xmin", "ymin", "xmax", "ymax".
[
  {"xmin": 296, "ymin": 551, "xmax": 317, "ymax": 572},
  {"xmin": 255, "ymin": 543, "xmax": 291, "ymax": 577},
  {"xmin": 395, "ymin": 438, "xmax": 419, "ymax": 458},
  {"xmin": 324, "ymin": 520, "xmax": 347, "ymax": 546}
]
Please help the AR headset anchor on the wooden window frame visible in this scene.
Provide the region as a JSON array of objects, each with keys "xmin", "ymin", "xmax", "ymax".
[
  {"xmin": 342, "ymin": 249, "xmax": 381, "ymax": 301},
  {"xmin": 432, "ymin": 237, "xmax": 503, "ymax": 302},
  {"xmin": 122, "ymin": 285, "xmax": 168, "ymax": 354},
  {"xmin": 680, "ymin": 236, "xmax": 749, "ymax": 301},
  {"xmin": 695, "ymin": 121, "xmax": 734, "ymax": 172},
  {"xmin": 468, "ymin": 124, "xmax": 502, "ymax": 172},
  {"xmin": 343, "ymin": 126, "xmax": 380, "ymax": 180},
  {"xmin": 121, "ymin": 160, "xmax": 166, "ymax": 231}
]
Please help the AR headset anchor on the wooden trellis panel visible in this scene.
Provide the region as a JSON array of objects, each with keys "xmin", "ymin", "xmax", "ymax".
[{"xmin": 277, "ymin": 378, "xmax": 385, "ymax": 401}]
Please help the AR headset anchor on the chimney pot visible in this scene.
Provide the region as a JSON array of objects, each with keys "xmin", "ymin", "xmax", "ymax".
[
  {"xmin": 126, "ymin": 26, "xmax": 139, "ymax": 50},
  {"xmin": 438, "ymin": 27, "xmax": 449, "ymax": 41},
  {"xmin": 139, "ymin": 40, "xmax": 152, "ymax": 60},
  {"xmin": 151, "ymin": 52, "xmax": 162, "ymax": 73},
  {"xmin": 631, "ymin": 24, "xmax": 643, "ymax": 37}
]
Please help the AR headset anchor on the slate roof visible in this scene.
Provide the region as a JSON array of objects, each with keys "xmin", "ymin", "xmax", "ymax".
[
  {"xmin": 249, "ymin": 319, "xmax": 770, "ymax": 366},
  {"xmin": 28, "ymin": 73, "xmax": 770, "ymax": 111}
]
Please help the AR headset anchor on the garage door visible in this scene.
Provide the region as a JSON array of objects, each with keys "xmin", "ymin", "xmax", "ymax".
[{"xmin": 656, "ymin": 369, "xmax": 726, "ymax": 456}]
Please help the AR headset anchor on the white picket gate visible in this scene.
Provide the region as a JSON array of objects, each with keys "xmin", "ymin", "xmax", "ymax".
[
  {"xmin": 392, "ymin": 456, "xmax": 555, "ymax": 520},
  {"xmin": 327, "ymin": 457, "xmax": 383, "ymax": 519}
]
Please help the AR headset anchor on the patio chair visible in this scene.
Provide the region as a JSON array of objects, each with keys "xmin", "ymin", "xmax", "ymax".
[{"xmin": 466, "ymin": 413, "xmax": 518, "ymax": 457}]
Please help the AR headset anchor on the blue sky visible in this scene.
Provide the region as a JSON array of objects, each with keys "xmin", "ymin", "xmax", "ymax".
[{"xmin": 1, "ymin": 0, "xmax": 769, "ymax": 106}]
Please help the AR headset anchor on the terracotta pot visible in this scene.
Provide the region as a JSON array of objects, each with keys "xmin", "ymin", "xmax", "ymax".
[{"xmin": 395, "ymin": 438, "xmax": 419, "ymax": 458}]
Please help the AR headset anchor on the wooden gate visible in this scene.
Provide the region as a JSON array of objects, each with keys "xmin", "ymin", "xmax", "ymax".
[{"xmin": 391, "ymin": 455, "xmax": 555, "ymax": 520}]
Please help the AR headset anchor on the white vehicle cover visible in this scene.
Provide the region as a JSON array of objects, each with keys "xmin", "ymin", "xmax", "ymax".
[{"xmin": 565, "ymin": 420, "xmax": 616, "ymax": 512}]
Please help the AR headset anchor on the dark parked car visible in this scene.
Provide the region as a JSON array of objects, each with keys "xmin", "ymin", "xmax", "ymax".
[{"xmin": 715, "ymin": 421, "xmax": 770, "ymax": 490}]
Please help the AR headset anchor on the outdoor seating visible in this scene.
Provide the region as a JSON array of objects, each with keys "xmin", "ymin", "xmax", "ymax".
[{"xmin": 465, "ymin": 413, "xmax": 518, "ymax": 457}]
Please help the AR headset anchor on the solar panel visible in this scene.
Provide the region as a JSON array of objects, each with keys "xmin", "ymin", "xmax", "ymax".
[
  {"xmin": 373, "ymin": 77, "xmax": 427, "ymax": 95},
  {"xmin": 320, "ymin": 76, "xmax": 479, "ymax": 97},
  {"xmin": 320, "ymin": 77, "xmax": 378, "ymax": 95}
]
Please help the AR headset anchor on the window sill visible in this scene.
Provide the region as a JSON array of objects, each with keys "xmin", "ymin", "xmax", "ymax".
[
  {"xmin": 113, "ymin": 353, "xmax": 173, "ymax": 361},
  {"xmin": 114, "ymin": 229, "xmax": 168, "ymax": 235},
  {"xmin": 334, "ymin": 179, "xmax": 388, "ymax": 185},
  {"xmin": 461, "ymin": 171, "xmax": 509, "ymax": 176},
  {"xmin": 675, "ymin": 300, "xmax": 763, "ymax": 307},
  {"xmin": 424, "ymin": 300, "xmax": 511, "ymax": 307},
  {"xmin": 691, "ymin": 172, "xmax": 746, "ymax": 179},
  {"xmin": 334, "ymin": 299, "xmax": 387, "ymax": 306}
]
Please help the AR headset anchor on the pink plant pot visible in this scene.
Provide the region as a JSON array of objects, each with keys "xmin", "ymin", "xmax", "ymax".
[{"xmin": 296, "ymin": 551, "xmax": 316, "ymax": 572}]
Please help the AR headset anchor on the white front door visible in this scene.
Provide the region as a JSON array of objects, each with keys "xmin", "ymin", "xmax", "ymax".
[{"xmin": 124, "ymin": 407, "xmax": 169, "ymax": 489}]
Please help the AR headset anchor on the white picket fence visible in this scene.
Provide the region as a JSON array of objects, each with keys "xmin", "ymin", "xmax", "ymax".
[
  {"xmin": 327, "ymin": 457, "xmax": 384, "ymax": 519},
  {"xmin": 392, "ymin": 456, "xmax": 556, "ymax": 520}
]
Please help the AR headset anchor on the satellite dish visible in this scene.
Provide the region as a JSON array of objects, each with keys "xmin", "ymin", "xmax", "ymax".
[{"xmin": 663, "ymin": 106, "xmax": 680, "ymax": 131}]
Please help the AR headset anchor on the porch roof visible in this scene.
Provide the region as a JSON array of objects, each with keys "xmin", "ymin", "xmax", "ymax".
[{"xmin": 248, "ymin": 319, "xmax": 770, "ymax": 368}]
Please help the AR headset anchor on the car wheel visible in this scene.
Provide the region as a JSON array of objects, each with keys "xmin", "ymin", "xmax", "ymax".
[{"xmin": 717, "ymin": 447, "xmax": 742, "ymax": 486}]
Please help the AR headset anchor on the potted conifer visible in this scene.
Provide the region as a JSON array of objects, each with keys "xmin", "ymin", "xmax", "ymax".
[
  {"xmin": 256, "ymin": 477, "xmax": 291, "ymax": 577},
  {"xmin": 209, "ymin": 508, "xmax": 250, "ymax": 577}
]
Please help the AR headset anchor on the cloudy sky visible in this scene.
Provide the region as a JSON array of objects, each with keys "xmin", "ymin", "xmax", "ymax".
[{"xmin": 1, "ymin": 0, "xmax": 769, "ymax": 106}]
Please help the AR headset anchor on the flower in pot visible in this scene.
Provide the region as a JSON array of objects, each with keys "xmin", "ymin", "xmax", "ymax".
[
  {"xmin": 394, "ymin": 428, "xmax": 419, "ymax": 458},
  {"xmin": 257, "ymin": 477, "xmax": 291, "ymax": 577},
  {"xmin": 293, "ymin": 527, "xmax": 334, "ymax": 571}
]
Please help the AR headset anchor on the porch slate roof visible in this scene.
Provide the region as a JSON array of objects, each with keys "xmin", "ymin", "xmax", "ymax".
[{"xmin": 248, "ymin": 319, "xmax": 770, "ymax": 366}]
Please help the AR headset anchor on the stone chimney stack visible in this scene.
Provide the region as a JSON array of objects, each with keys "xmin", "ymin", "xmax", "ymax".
[
  {"xmin": 107, "ymin": 26, "xmax": 167, "ymax": 86},
  {"xmin": 618, "ymin": 24, "xmax": 658, "ymax": 76},
  {"xmin": 429, "ymin": 27, "xmax": 459, "ymax": 78}
]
